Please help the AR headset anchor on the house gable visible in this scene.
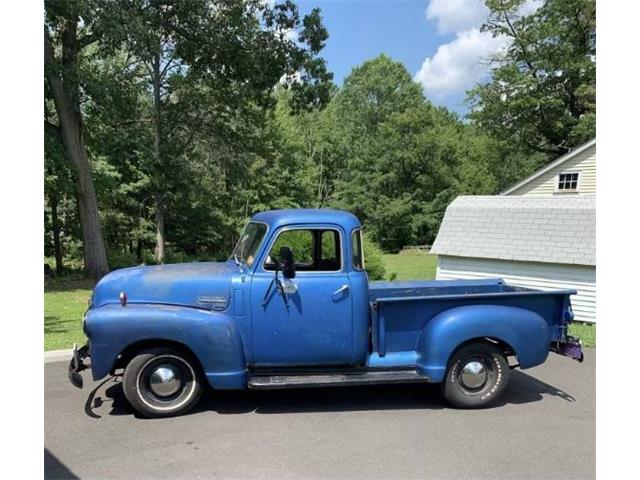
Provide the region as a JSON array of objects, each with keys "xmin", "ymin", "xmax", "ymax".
[{"xmin": 502, "ymin": 139, "xmax": 596, "ymax": 196}]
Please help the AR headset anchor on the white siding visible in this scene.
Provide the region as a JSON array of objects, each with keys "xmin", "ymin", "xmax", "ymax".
[
  {"xmin": 435, "ymin": 255, "xmax": 596, "ymax": 324},
  {"xmin": 508, "ymin": 144, "xmax": 596, "ymax": 196}
]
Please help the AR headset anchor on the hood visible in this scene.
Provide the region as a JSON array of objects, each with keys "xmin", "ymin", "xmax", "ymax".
[{"xmin": 91, "ymin": 261, "xmax": 239, "ymax": 310}]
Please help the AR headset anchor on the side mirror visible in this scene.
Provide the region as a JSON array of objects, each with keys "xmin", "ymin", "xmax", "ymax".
[{"xmin": 279, "ymin": 246, "xmax": 296, "ymax": 279}]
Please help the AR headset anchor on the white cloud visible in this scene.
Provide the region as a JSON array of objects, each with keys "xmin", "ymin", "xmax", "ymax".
[
  {"xmin": 416, "ymin": 0, "xmax": 543, "ymax": 102},
  {"xmin": 414, "ymin": 28, "xmax": 508, "ymax": 99},
  {"xmin": 284, "ymin": 28, "xmax": 297, "ymax": 42},
  {"xmin": 426, "ymin": 0, "xmax": 489, "ymax": 34},
  {"xmin": 517, "ymin": 0, "xmax": 544, "ymax": 17}
]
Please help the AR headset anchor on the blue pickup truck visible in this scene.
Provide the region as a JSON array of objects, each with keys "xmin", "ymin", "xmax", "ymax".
[{"xmin": 69, "ymin": 209, "xmax": 583, "ymax": 417}]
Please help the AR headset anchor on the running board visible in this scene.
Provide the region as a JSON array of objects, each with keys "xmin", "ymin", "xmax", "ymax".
[{"xmin": 248, "ymin": 369, "xmax": 428, "ymax": 390}]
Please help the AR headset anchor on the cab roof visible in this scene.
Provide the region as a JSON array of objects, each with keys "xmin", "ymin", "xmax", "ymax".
[{"xmin": 251, "ymin": 209, "xmax": 361, "ymax": 232}]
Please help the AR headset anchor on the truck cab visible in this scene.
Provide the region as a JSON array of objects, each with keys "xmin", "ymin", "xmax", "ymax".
[
  {"xmin": 240, "ymin": 209, "xmax": 369, "ymax": 367},
  {"xmin": 70, "ymin": 209, "xmax": 583, "ymax": 418}
]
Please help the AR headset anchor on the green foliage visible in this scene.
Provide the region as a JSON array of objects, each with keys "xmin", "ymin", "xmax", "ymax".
[
  {"xmin": 327, "ymin": 55, "xmax": 498, "ymax": 250},
  {"xmin": 271, "ymin": 230, "xmax": 315, "ymax": 264},
  {"xmin": 43, "ymin": 1, "xmax": 596, "ymax": 275},
  {"xmin": 468, "ymin": 0, "xmax": 596, "ymax": 161},
  {"xmin": 362, "ymin": 235, "xmax": 386, "ymax": 280},
  {"xmin": 45, "ymin": 0, "xmax": 333, "ymax": 270},
  {"xmin": 106, "ymin": 250, "xmax": 137, "ymax": 271}
]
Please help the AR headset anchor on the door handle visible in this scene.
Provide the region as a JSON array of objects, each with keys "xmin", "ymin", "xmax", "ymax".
[{"xmin": 332, "ymin": 284, "xmax": 349, "ymax": 301}]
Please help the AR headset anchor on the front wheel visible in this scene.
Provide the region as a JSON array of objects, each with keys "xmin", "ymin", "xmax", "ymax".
[
  {"xmin": 122, "ymin": 347, "xmax": 203, "ymax": 418},
  {"xmin": 442, "ymin": 341, "xmax": 510, "ymax": 409}
]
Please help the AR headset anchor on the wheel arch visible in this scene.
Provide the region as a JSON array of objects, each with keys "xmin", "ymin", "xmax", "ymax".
[
  {"xmin": 416, "ymin": 304, "xmax": 552, "ymax": 382},
  {"xmin": 446, "ymin": 336, "xmax": 517, "ymax": 368},
  {"xmin": 112, "ymin": 338, "xmax": 205, "ymax": 376}
]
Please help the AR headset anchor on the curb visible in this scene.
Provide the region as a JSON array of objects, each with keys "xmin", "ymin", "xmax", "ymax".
[{"xmin": 44, "ymin": 349, "xmax": 72, "ymax": 364}]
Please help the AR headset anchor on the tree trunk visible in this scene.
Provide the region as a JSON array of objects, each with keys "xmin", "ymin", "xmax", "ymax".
[
  {"xmin": 136, "ymin": 238, "xmax": 144, "ymax": 264},
  {"xmin": 50, "ymin": 195, "xmax": 64, "ymax": 273},
  {"xmin": 152, "ymin": 51, "xmax": 166, "ymax": 264},
  {"xmin": 154, "ymin": 194, "xmax": 166, "ymax": 264},
  {"xmin": 44, "ymin": 28, "xmax": 109, "ymax": 279}
]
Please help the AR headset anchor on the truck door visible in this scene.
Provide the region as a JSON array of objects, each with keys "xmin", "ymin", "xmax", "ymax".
[{"xmin": 250, "ymin": 226, "xmax": 353, "ymax": 366}]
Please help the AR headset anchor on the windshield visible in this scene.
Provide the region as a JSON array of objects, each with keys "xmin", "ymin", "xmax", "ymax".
[{"xmin": 230, "ymin": 222, "xmax": 267, "ymax": 267}]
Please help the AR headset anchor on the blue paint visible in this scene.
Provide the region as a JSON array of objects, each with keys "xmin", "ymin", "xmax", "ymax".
[
  {"xmin": 234, "ymin": 289, "xmax": 244, "ymax": 317},
  {"xmin": 366, "ymin": 351, "xmax": 417, "ymax": 368},
  {"xmin": 81, "ymin": 208, "xmax": 577, "ymax": 390}
]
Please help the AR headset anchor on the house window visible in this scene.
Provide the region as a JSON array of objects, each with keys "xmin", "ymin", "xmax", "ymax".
[{"xmin": 557, "ymin": 172, "xmax": 580, "ymax": 192}]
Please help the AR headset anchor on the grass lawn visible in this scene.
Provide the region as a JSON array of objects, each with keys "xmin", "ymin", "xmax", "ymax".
[
  {"xmin": 568, "ymin": 322, "xmax": 596, "ymax": 348},
  {"xmin": 382, "ymin": 252, "xmax": 438, "ymax": 280},
  {"xmin": 44, "ymin": 277, "xmax": 94, "ymax": 351}
]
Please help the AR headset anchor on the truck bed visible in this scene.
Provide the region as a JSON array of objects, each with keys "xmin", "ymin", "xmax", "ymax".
[{"xmin": 366, "ymin": 278, "xmax": 576, "ymax": 374}]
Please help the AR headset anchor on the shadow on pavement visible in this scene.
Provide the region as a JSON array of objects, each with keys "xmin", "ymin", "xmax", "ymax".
[
  {"xmin": 497, "ymin": 369, "xmax": 576, "ymax": 405},
  {"xmin": 84, "ymin": 368, "xmax": 574, "ymax": 419},
  {"xmin": 84, "ymin": 376, "xmax": 132, "ymax": 418},
  {"xmin": 45, "ymin": 448, "xmax": 79, "ymax": 479}
]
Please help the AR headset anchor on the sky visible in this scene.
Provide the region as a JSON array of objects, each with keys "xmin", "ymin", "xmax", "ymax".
[{"xmin": 294, "ymin": 0, "xmax": 541, "ymax": 115}]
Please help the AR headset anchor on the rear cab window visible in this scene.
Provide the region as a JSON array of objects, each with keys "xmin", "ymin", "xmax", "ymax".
[{"xmin": 351, "ymin": 229, "xmax": 364, "ymax": 271}]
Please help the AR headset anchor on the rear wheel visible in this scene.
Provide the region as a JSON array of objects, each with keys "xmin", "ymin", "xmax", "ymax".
[
  {"xmin": 122, "ymin": 347, "xmax": 203, "ymax": 418},
  {"xmin": 442, "ymin": 341, "xmax": 510, "ymax": 409}
]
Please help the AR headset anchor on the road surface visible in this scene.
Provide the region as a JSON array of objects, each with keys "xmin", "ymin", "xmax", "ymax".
[{"xmin": 45, "ymin": 350, "xmax": 595, "ymax": 479}]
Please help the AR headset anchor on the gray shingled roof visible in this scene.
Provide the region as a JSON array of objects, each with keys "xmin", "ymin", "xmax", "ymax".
[{"xmin": 430, "ymin": 195, "xmax": 595, "ymax": 266}]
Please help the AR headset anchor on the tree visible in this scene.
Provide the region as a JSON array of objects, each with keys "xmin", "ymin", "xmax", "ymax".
[
  {"xmin": 322, "ymin": 55, "xmax": 497, "ymax": 250},
  {"xmin": 45, "ymin": 0, "xmax": 110, "ymax": 278},
  {"xmin": 100, "ymin": 0, "xmax": 333, "ymax": 262},
  {"xmin": 81, "ymin": 47, "xmax": 155, "ymax": 264},
  {"xmin": 468, "ymin": 0, "xmax": 596, "ymax": 158},
  {"xmin": 45, "ymin": 103, "xmax": 73, "ymax": 273},
  {"xmin": 45, "ymin": 0, "xmax": 332, "ymax": 269}
]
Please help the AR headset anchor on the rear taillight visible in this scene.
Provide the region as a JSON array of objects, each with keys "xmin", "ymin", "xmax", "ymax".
[{"xmin": 564, "ymin": 305, "xmax": 574, "ymax": 321}]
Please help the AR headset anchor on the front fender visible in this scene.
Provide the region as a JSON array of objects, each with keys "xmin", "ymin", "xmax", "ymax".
[
  {"xmin": 85, "ymin": 304, "xmax": 246, "ymax": 389},
  {"xmin": 416, "ymin": 305, "xmax": 551, "ymax": 382}
]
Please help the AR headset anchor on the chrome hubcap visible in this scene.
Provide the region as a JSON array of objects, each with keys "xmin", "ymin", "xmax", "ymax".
[
  {"xmin": 460, "ymin": 360, "xmax": 487, "ymax": 389},
  {"xmin": 149, "ymin": 365, "xmax": 181, "ymax": 397}
]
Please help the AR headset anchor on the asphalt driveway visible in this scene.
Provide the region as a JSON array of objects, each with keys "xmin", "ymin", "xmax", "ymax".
[{"xmin": 45, "ymin": 350, "xmax": 595, "ymax": 479}]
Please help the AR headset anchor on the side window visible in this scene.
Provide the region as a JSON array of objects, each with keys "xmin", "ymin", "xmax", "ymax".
[
  {"xmin": 351, "ymin": 229, "xmax": 364, "ymax": 271},
  {"xmin": 264, "ymin": 229, "xmax": 342, "ymax": 272},
  {"xmin": 268, "ymin": 230, "xmax": 314, "ymax": 267}
]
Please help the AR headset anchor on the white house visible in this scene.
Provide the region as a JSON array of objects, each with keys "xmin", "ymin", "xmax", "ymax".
[{"xmin": 430, "ymin": 139, "xmax": 596, "ymax": 323}]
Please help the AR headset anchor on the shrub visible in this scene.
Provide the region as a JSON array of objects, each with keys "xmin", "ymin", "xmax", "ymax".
[
  {"xmin": 142, "ymin": 249, "xmax": 215, "ymax": 266},
  {"xmin": 107, "ymin": 250, "xmax": 140, "ymax": 270},
  {"xmin": 363, "ymin": 234, "xmax": 386, "ymax": 280}
]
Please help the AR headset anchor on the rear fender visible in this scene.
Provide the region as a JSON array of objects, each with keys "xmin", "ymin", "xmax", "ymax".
[
  {"xmin": 416, "ymin": 304, "xmax": 551, "ymax": 382},
  {"xmin": 85, "ymin": 304, "xmax": 246, "ymax": 389}
]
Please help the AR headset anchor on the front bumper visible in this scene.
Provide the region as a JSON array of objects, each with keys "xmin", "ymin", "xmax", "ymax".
[{"xmin": 68, "ymin": 343, "xmax": 90, "ymax": 388}]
